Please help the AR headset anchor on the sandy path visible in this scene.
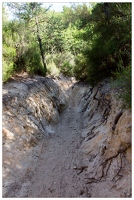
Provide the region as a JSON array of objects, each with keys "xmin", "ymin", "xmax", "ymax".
[{"xmin": 20, "ymin": 85, "xmax": 89, "ymax": 198}]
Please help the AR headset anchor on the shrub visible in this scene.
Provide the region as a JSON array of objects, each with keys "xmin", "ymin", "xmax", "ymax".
[
  {"xmin": 112, "ymin": 65, "xmax": 131, "ymax": 108},
  {"xmin": 15, "ymin": 45, "xmax": 46, "ymax": 76},
  {"xmin": 60, "ymin": 61, "xmax": 74, "ymax": 77},
  {"xmin": 2, "ymin": 45, "xmax": 16, "ymax": 82},
  {"xmin": 3, "ymin": 60, "xmax": 15, "ymax": 82},
  {"xmin": 46, "ymin": 59, "xmax": 60, "ymax": 76},
  {"xmin": 47, "ymin": 52, "xmax": 75, "ymax": 77},
  {"xmin": 73, "ymin": 54, "xmax": 88, "ymax": 80}
]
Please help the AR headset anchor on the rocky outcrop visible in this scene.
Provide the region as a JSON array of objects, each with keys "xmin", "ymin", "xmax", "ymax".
[
  {"xmin": 74, "ymin": 79, "xmax": 131, "ymax": 197},
  {"xmin": 2, "ymin": 76, "xmax": 68, "ymax": 197}
]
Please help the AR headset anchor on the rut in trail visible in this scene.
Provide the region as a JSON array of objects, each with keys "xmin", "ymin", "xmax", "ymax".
[
  {"xmin": 3, "ymin": 76, "xmax": 131, "ymax": 198},
  {"xmin": 25, "ymin": 85, "xmax": 87, "ymax": 197}
]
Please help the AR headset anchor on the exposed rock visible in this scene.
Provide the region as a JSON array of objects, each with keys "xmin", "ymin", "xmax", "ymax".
[
  {"xmin": 2, "ymin": 76, "xmax": 131, "ymax": 198},
  {"xmin": 3, "ymin": 128, "xmax": 15, "ymax": 140},
  {"xmin": 2, "ymin": 76, "xmax": 68, "ymax": 197},
  {"xmin": 76, "ymin": 80, "xmax": 131, "ymax": 197}
]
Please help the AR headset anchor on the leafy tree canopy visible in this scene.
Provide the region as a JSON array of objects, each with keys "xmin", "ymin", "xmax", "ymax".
[{"xmin": 2, "ymin": 2, "xmax": 131, "ymax": 107}]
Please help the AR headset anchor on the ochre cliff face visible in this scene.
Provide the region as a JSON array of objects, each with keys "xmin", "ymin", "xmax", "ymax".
[{"xmin": 2, "ymin": 76, "xmax": 131, "ymax": 197}]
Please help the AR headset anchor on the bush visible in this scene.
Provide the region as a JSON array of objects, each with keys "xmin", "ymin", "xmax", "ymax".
[
  {"xmin": 60, "ymin": 61, "xmax": 74, "ymax": 77},
  {"xmin": 73, "ymin": 54, "xmax": 88, "ymax": 80},
  {"xmin": 15, "ymin": 45, "xmax": 46, "ymax": 76},
  {"xmin": 2, "ymin": 60, "xmax": 15, "ymax": 82},
  {"xmin": 47, "ymin": 52, "xmax": 75, "ymax": 77},
  {"xmin": 2, "ymin": 45, "xmax": 16, "ymax": 82},
  {"xmin": 112, "ymin": 65, "xmax": 131, "ymax": 108},
  {"xmin": 77, "ymin": 3, "xmax": 131, "ymax": 86},
  {"xmin": 47, "ymin": 62, "xmax": 60, "ymax": 77}
]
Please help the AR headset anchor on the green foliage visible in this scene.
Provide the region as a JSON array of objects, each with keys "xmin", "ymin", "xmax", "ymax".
[
  {"xmin": 73, "ymin": 54, "xmax": 88, "ymax": 80},
  {"xmin": 2, "ymin": 3, "xmax": 48, "ymax": 81},
  {"xmin": 60, "ymin": 61, "xmax": 74, "ymax": 77},
  {"xmin": 3, "ymin": 3, "xmax": 92, "ymax": 80},
  {"xmin": 47, "ymin": 63, "xmax": 60, "ymax": 77},
  {"xmin": 46, "ymin": 53, "xmax": 75, "ymax": 77},
  {"xmin": 50, "ymin": 53, "xmax": 75, "ymax": 77},
  {"xmin": 15, "ymin": 44, "xmax": 46, "ymax": 76},
  {"xmin": 2, "ymin": 1, "xmax": 132, "ymax": 112},
  {"xmin": 3, "ymin": 60, "xmax": 15, "ymax": 82},
  {"xmin": 84, "ymin": 3, "xmax": 131, "ymax": 85},
  {"xmin": 112, "ymin": 65, "xmax": 131, "ymax": 108},
  {"xmin": 2, "ymin": 16, "xmax": 17, "ymax": 82},
  {"xmin": 43, "ymin": 11, "xmax": 65, "ymax": 54}
]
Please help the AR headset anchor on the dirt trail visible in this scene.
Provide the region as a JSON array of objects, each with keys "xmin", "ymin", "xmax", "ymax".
[
  {"xmin": 3, "ymin": 76, "xmax": 131, "ymax": 197},
  {"xmin": 20, "ymin": 83, "xmax": 89, "ymax": 198}
]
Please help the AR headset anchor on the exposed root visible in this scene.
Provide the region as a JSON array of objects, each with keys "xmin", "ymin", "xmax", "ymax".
[
  {"xmin": 93, "ymin": 85, "xmax": 111, "ymax": 123},
  {"xmin": 101, "ymin": 144, "xmax": 131, "ymax": 181},
  {"xmin": 86, "ymin": 122, "xmax": 102, "ymax": 141},
  {"xmin": 85, "ymin": 177, "xmax": 103, "ymax": 184},
  {"xmin": 73, "ymin": 166, "xmax": 88, "ymax": 175},
  {"xmin": 85, "ymin": 144, "xmax": 131, "ymax": 184},
  {"xmin": 111, "ymin": 153, "xmax": 123, "ymax": 182},
  {"xmin": 112, "ymin": 110, "xmax": 123, "ymax": 131},
  {"xmin": 79, "ymin": 88, "xmax": 93, "ymax": 112}
]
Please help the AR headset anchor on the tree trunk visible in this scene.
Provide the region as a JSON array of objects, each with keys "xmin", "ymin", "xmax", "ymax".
[{"xmin": 35, "ymin": 16, "xmax": 47, "ymax": 72}]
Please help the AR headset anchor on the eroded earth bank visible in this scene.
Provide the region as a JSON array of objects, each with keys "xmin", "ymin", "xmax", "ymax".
[{"xmin": 2, "ymin": 75, "xmax": 131, "ymax": 197}]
